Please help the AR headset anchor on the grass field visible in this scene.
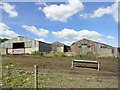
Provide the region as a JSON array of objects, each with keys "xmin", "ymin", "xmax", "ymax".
[{"xmin": 2, "ymin": 55, "xmax": 118, "ymax": 88}]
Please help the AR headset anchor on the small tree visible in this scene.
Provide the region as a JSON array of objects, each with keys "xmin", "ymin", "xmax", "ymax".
[{"xmin": 1, "ymin": 38, "xmax": 9, "ymax": 42}]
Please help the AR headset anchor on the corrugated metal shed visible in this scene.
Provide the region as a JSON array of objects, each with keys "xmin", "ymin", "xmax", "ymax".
[
  {"xmin": 0, "ymin": 36, "xmax": 52, "ymax": 54},
  {"xmin": 71, "ymin": 38, "xmax": 118, "ymax": 57}
]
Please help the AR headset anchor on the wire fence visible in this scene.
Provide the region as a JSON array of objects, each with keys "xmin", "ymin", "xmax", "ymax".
[
  {"xmin": 2, "ymin": 67, "xmax": 118, "ymax": 75},
  {"xmin": 1, "ymin": 65, "xmax": 119, "ymax": 88}
]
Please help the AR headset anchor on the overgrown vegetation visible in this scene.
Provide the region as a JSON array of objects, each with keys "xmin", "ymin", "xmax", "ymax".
[
  {"xmin": 23, "ymin": 51, "xmax": 44, "ymax": 57},
  {"xmin": 75, "ymin": 52, "xmax": 97, "ymax": 59},
  {"xmin": 2, "ymin": 58, "xmax": 48, "ymax": 88},
  {"xmin": 31, "ymin": 51, "xmax": 44, "ymax": 56},
  {"xmin": 23, "ymin": 51, "xmax": 98, "ymax": 60}
]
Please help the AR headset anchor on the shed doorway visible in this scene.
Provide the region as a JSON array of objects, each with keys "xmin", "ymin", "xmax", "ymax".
[
  {"xmin": 13, "ymin": 42, "xmax": 25, "ymax": 54},
  {"xmin": 13, "ymin": 42, "xmax": 24, "ymax": 49}
]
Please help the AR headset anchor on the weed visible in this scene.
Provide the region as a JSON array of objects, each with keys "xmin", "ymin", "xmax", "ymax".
[
  {"xmin": 52, "ymin": 74, "xmax": 62, "ymax": 79},
  {"xmin": 39, "ymin": 77, "xmax": 46, "ymax": 80},
  {"xmin": 31, "ymin": 51, "xmax": 44, "ymax": 56},
  {"xmin": 3, "ymin": 62, "xmax": 20, "ymax": 67}
]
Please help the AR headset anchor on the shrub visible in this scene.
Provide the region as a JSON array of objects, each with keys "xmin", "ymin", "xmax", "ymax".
[
  {"xmin": 45, "ymin": 54, "xmax": 54, "ymax": 58},
  {"xmin": 31, "ymin": 51, "xmax": 44, "ymax": 56},
  {"xmin": 53, "ymin": 52, "xmax": 66, "ymax": 57},
  {"xmin": 76, "ymin": 52, "xmax": 97, "ymax": 59}
]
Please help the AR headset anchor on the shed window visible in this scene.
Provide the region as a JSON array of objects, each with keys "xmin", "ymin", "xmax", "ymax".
[
  {"xmin": 112, "ymin": 49, "xmax": 114, "ymax": 53},
  {"xmin": 81, "ymin": 44, "xmax": 87, "ymax": 46},
  {"xmin": 78, "ymin": 46, "xmax": 82, "ymax": 48},
  {"xmin": 101, "ymin": 46, "xmax": 107, "ymax": 48},
  {"xmin": 87, "ymin": 45, "xmax": 91, "ymax": 48}
]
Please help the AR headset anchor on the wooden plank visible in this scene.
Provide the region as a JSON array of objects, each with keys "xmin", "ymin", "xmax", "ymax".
[
  {"xmin": 73, "ymin": 60, "xmax": 98, "ymax": 63},
  {"xmin": 73, "ymin": 61, "xmax": 98, "ymax": 64},
  {"xmin": 71, "ymin": 60, "xmax": 100, "ymax": 71}
]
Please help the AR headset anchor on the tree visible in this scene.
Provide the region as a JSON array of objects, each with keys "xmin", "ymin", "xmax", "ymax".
[{"xmin": 0, "ymin": 38, "xmax": 9, "ymax": 43}]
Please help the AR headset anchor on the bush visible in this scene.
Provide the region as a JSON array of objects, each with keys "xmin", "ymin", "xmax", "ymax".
[
  {"xmin": 76, "ymin": 52, "xmax": 97, "ymax": 59},
  {"xmin": 31, "ymin": 51, "xmax": 44, "ymax": 56},
  {"xmin": 45, "ymin": 54, "xmax": 54, "ymax": 58},
  {"xmin": 53, "ymin": 52, "xmax": 66, "ymax": 57},
  {"xmin": 23, "ymin": 53, "xmax": 30, "ymax": 56}
]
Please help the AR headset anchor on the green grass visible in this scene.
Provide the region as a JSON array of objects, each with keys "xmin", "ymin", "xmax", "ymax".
[
  {"xmin": 39, "ymin": 77, "xmax": 47, "ymax": 81},
  {"xmin": 23, "ymin": 54, "xmax": 43, "ymax": 57},
  {"xmin": 3, "ymin": 71, "xmax": 34, "ymax": 88},
  {"xmin": 3, "ymin": 62, "xmax": 21, "ymax": 68},
  {"xmin": 52, "ymin": 74, "xmax": 62, "ymax": 79},
  {"xmin": 62, "ymin": 55, "xmax": 97, "ymax": 61}
]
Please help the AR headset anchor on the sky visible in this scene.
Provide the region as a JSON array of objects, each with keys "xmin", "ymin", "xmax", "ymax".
[{"xmin": 0, "ymin": 0, "xmax": 119, "ymax": 47}]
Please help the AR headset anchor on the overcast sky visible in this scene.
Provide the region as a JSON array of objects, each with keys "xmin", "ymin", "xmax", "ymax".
[{"xmin": 0, "ymin": 0, "xmax": 119, "ymax": 47}]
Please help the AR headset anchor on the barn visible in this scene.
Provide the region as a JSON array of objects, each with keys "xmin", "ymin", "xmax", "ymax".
[
  {"xmin": 52, "ymin": 41, "xmax": 71, "ymax": 52},
  {"xmin": 0, "ymin": 36, "xmax": 52, "ymax": 55},
  {"xmin": 71, "ymin": 38, "xmax": 119, "ymax": 57}
]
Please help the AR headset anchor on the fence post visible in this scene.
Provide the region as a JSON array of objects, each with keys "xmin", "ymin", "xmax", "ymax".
[
  {"xmin": 71, "ymin": 61, "xmax": 73, "ymax": 68},
  {"xmin": 98, "ymin": 62, "xmax": 99, "ymax": 71},
  {"xmin": 34, "ymin": 65, "xmax": 38, "ymax": 89}
]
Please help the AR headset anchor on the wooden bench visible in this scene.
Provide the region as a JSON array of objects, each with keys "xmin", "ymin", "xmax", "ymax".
[{"xmin": 71, "ymin": 60, "xmax": 100, "ymax": 71}]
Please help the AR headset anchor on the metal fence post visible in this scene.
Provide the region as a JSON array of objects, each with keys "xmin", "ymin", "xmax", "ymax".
[{"xmin": 34, "ymin": 65, "xmax": 38, "ymax": 89}]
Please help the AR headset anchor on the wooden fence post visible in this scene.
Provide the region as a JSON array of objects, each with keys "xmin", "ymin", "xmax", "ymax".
[
  {"xmin": 34, "ymin": 65, "xmax": 38, "ymax": 89},
  {"xmin": 98, "ymin": 62, "xmax": 100, "ymax": 71},
  {"xmin": 71, "ymin": 61, "xmax": 73, "ymax": 68}
]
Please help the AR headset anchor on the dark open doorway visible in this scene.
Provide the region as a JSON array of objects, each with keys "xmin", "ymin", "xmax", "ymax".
[{"xmin": 13, "ymin": 42, "xmax": 24, "ymax": 49}]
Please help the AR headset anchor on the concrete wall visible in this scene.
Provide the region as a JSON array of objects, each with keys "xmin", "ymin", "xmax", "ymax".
[
  {"xmin": 52, "ymin": 41, "xmax": 64, "ymax": 52},
  {"xmin": 25, "ymin": 47, "xmax": 39, "ymax": 54},
  {"xmin": 0, "ymin": 48, "xmax": 6, "ymax": 54},
  {"xmin": 114, "ymin": 48, "xmax": 120, "ymax": 57},
  {"xmin": 52, "ymin": 41, "xmax": 71, "ymax": 52}
]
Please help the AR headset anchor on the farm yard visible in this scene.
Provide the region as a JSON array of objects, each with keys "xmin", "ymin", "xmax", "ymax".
[
  {"xmin": 1, "ymin": 55, "xmax": 118, "ymax": 88},
  {"xmin": 0, "ymin": 0, "xmax": 119, "ymax": 89}
]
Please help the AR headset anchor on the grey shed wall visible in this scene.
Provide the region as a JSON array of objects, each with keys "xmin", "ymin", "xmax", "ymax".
[{"xmin": 94, "ymin": 42, "xmax": 114, "ymax": 57}]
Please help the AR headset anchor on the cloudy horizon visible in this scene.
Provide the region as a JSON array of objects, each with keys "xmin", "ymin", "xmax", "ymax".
[{"xmin": 0, "ymin": 0, "xmax": 119, "ymax": 47}]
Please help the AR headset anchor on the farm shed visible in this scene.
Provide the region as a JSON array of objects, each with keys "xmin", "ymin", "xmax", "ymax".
[
  {"xmin": 52, "ymin": 41, "xmax": 71, "ymax": 52},
  {"xmin": 71, "ymin": 38, "xmax": 118, "ymax": 57},
  {"xmin": 0, "ymin": 36, "xmax": 52, "ymax": 55}
]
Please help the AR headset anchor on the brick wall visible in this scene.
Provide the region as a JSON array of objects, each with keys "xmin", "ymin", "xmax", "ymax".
[
  {"xmin": 72, "ymin": 42, "xmax": 78, "ymax": 53},
  {"xmin": 91, "ymin": 41, "xmax": 95, "ymax": 54}
]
